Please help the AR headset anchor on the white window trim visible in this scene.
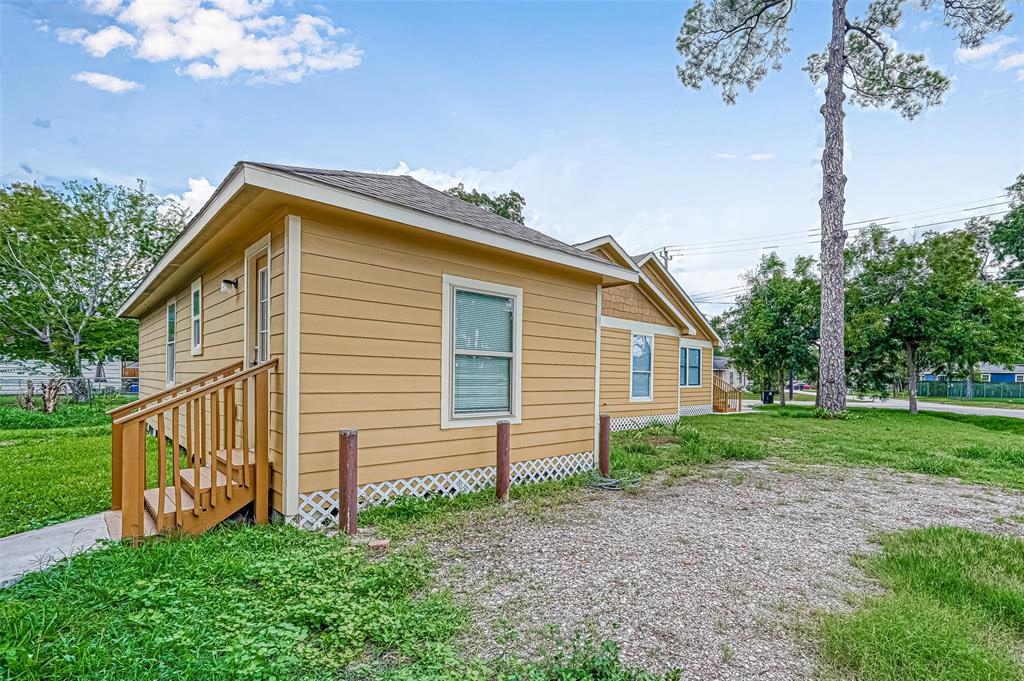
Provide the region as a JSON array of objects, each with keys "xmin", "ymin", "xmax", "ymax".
[
  {"xmin": 190, "ymin": 278, "xmax": 203, "ymax": 356},
  {"xmin": 979, "ymin": 373, "xmax": 991, "ymax": 383},
  {"xmin": 679, "ymin": 345, "xmax": 703, "ymax": 388},
  {"xmin": 242, "ymin": 233, "xmax": 271, "ymax": 366},
  {"xmin": 440, "ymin": 274, "xmax": 523, "ymax": 430},
  {"xmin": 1016, "ymin": 374, "xmax": 1024, "ymax": 383},
  {"xmin": 680, "ymin": 339, "xmax": 710, "ymax": 388},
  {"xmin": 629, "ymin": 332, "xmax": 654, "ymax": 402},
  {"xmin": 165, "ymin": 298, "xmax": 176, "ymax": 387}
]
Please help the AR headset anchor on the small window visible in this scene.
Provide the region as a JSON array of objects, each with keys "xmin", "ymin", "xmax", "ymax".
[
  {"xmin": 190, "ymin": 278, "xmax": 203, "ymax": 355},
  {"xmin": 166, "ymin": 300, "xmax": 176, "ymax": 385},
  {"xmin": 631, "ymin": 333, "xmax": 653, "ymax": 400},
  {"xmin": 442, "ymin": 275, "xmax": 523, "ymax": 428},
  {"xmin": 1016, "ymin": 374, "xmax": 1024, "ymax": 383},
  {"xmin": 679, "ymin": 346, "xmax": 702, "ymax": 386},
  {"xmin": 257, "ymin": 265, "xmax": 270, "ymax": 363},
  {"xmin": 979, "ymin": 373, "xmax": 991, "ymax": 383}
]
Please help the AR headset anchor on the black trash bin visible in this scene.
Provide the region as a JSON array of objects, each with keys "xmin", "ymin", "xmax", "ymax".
[{"xmin": 761, "ymin": 390, "xmax": 774, "ymax": 405}]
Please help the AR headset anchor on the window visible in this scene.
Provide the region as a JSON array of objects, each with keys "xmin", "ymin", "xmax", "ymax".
[
  {"xmin": 979, "ymin": 373, "xmax": 991, "ymax": 383},
  {"xmin": 1017, "ymin": 374, "xmax": 1024, "ymax": 383},
  {"xmin": 679, "ymin": 346, "xmax": 702, "ymax": 386},
  {"xmin": 631, "ymin": 333, "xmax": 653, "ymax": 400},
  {"xmin": 441, "ymin": 275, "xmax": 522, "ymax": 428},
  {"xmin": 165, "ymin": 300, "xmax": 176, "ymax": 385},
  {"xmin": 257, "ymin": 264, "xmax": 270, "ymax": 363},
  {"xmin": 190, "ymin": 278, "xmax": 203, "ymax": 355}
]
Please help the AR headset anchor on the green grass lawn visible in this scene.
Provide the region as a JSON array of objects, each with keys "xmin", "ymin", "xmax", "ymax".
[
  {"xmin": 820, "ymin": 527, "xmax": 1024, "ymax": 681},
  {"xmin": 915, "ymin": 395, "xmax": 1024, "ymax": 409},
  {"xmin": 2, "ymin": 405, "xmax": 1023, "ymax": 679}
]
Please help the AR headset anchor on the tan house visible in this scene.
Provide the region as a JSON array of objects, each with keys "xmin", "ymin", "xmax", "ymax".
[{"xmin": 110, "ymin": 162, "xmax": 724, "ymax": 537}]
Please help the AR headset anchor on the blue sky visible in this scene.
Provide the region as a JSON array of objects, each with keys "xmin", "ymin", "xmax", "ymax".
[{"xmin": 3, "ymin": 0, "xmax": 1022, "ymax": 313}]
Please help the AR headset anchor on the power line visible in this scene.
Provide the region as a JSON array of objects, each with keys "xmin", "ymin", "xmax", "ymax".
[{"xmin": 656, "ymin": 196, "xmax": 1009, "ymax": 253}]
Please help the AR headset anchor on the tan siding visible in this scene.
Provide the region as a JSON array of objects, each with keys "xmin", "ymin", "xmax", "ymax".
[
  {"xmin": 136, "ymin": 219, "xmax": 289, "ymax": 512},
  {"xmin": 297, "ymin": 217, "xmax": 598, "ymax": 490},
  {"xmin": 680, "ymin": 347, "xmax": 714, "ymax": 407},
  {"xmin": 601, "ymin": 283, "xmax": 672, "ymax": 326},
  {"xmin": 598, "ymin": 328, "xmax": 678, "ymax": 417}
]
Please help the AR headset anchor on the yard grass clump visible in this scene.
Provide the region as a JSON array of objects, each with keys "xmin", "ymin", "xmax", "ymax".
[
  {"xmin": 820, "ymin": 527, "xmax": 1024, "ymax": 681},
  {"xmin": 0, "ymin": 395, "xmax": 133, "ymax": 430}
]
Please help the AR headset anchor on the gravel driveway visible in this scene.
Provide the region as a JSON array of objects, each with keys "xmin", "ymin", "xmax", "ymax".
[{"xmin": 429, "ymin": 460, "xmax": 1024, "ymax": 679}]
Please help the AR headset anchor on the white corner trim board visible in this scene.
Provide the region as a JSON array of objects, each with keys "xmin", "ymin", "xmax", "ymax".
[
  {"xmin": 283, "ymin": 216, "xmax": 301, "ymax": 517},
  {"xmin": 593, "ymin": 285, "xmax": 602, "ymax": 462},
  {"xmin": 601, "ymin": 315, "xmax": 679, "ymax": 338}
]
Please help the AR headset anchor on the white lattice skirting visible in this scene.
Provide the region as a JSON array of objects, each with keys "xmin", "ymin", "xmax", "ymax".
[
  {"xmin": 608, "ymin": 404, "xmax": 713, "ymax": 432},
  {"xmin": 292, "ymin": 450, "xmax": 595, "ymax": 529}
]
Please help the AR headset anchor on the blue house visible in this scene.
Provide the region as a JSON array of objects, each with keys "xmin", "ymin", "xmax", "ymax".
[{"xmin": 923, "ymin": 363, "xmax": 1024, "ymax": 383}]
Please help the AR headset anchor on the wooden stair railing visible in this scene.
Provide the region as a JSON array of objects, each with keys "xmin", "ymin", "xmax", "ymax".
[
  {"xmin": 712, "ymin": 376, "xmax": 743, "ymax": 413},
  {"xmin": 110, "ymin": 359, "xmax": 276, "ymax": 541},
  {"xmin": 108, "ymin": 361, "xmax": 243, "ymax": 511}
]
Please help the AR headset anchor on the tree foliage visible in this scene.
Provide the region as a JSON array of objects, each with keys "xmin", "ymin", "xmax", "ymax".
[
  {"xmin": 0, "ymin": 180, "xmax": 186, "ymax": 388},
  {"xmin": 444, "ymin": 183, "xmax": 527, "ymax": 224},
  {"xmin": 718, "ymin": 253, "xmax": 820, "ymax": 402},
  {"xmin": 674, "ymin": 0, "xmax": 1013, "ymax": 413},
  {"xmin": 990, "ymin": 174, "xmax": 1024, "ymax": 284}
]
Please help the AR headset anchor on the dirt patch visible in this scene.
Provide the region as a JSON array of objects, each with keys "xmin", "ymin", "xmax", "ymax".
[{"xmin": 428, "ymin": 460, "xmax": 1024, "ymax": 680}]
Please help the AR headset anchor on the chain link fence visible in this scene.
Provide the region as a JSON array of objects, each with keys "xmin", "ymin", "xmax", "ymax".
[{"xmin": 917, "ymin": 380, "xmax": 1024, "ymax": 402}]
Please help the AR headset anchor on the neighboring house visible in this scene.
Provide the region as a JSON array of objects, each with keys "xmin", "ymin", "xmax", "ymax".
[
  {"xmin": 576, "ymin": 236, "xmax": 721, "ymax": 430},
  {"xmin": 923, "ymin": 363, "xmax": 1024, "ymax": 383},
  {"xmin": 712, "ymin": 356, "xmax": 747, "ymax": 390},
  {"xmin": 115, "ymin": 162, "xmax": 720, "ymax": 534},
  {"xmin": 0, "ymin": 358, "xmax": 128, "ymax": 396}
]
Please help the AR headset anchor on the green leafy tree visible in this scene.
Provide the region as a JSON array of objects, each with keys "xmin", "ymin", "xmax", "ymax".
[
  {"xmin": 0, "ymin": 180, "xmax": 186, "ymax": 399},
  {"xmin": 444, "ymin": 183, "xmax": 527, "ymax": 224},
  {"xmin": 990, "ymin": 174, "xmax": 1024, "ymax": 285},
  {"xmin": 720, "ymin": 253, "xmax": 820, "ymax": 404},
  {"xmin": 674, "ymin": 0, "xmax": 1013, "ymax": 413}
]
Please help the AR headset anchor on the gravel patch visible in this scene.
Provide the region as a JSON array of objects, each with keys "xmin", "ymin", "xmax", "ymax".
[{"xmin": 428, "ymin": 460, "xmax": 1024, "ymax": 679}]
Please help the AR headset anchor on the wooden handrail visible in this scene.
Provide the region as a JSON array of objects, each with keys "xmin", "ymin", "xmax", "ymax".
[
  {"xmin": 114, "ymin": 359, "xmax": 277, "ymax": 426},
  {"xmin": 108, "ymin": 360, "xmax": 244, "ymax": 417}
]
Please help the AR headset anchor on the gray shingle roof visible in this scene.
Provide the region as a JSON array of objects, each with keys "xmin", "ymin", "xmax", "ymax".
[{"xmin": 249, "ymin": 162, "xmax": 608, "ymax": 265}]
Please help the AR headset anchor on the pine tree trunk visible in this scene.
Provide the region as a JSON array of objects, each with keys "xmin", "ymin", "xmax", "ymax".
[
  {"xmin": 906, "ymin": 343, "xmax": 918, "ymax": 415},
  {"xmin": 817, "ymin": 0, "xmax": 849, "ymax": 414},
  {"xmin": 779, "ymin": 366, "xmax": 786, "ymax": 406}
]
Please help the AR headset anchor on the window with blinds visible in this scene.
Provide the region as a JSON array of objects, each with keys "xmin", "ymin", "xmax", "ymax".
[
  {"xmin": 631, "ymin": 333, "xmax": 653, "ymax": 400},
  {"xmin": 166, "ymin": 300, "xmax": 176, "ymax": 384},
  {"xmin": 442, "ymin": 275, "xmax": 523, "ymax": 428},
  {"xmin": 190, "ymin": 278, "xmax": 203, "ymax": 355}
]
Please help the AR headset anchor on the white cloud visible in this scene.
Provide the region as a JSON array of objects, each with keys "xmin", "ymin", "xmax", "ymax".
[
  {"xmin": 747, "ymin": 153, "xmax": 775, "ymax": 161},
  {"xmin": 55, "ymin": 0, "xmax": 363, "ymax": 84},
  {"xmin": 34, "ymin": 19, "xmax": 50, "ymax": 33},
  {"xmin": 166, "ymin": 177, "xmax": 217, "ymax": 215},
  {"xmin": 996, "ymin": 52, "xmax": 1024, "ymax": 71},
  {"xmin": 955, "ymin": 36, "xmax": 1015, "ymax": 63},
  {"xmin": 72, "ymin": 71, "xmax": 143, "ymax": 93},
  {"xmin": 714, "ymin": 153, "xmax": 737, "ymax": 160}
]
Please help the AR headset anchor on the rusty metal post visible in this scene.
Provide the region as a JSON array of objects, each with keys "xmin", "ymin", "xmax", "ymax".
[
  {"xmin": 599, "ymin": 414, "xmax": 611, "ymax": 477},
  {"xmin": 338, "ymin": 429, "xmax": 358, "ymax": 535},
  {"xmin": 496, "ymin": 420, "xmax": 510, "ymax": 501}
]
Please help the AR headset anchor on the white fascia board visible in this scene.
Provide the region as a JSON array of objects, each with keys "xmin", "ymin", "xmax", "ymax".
[
  {"xmin": 601, "ymin": 315, "xmax": 679, "ymax": 338},
  {"xmin": 245, "ymin": 165, "xmax": 638, "ymax": 284},
  {"xmin": 118, "ymin": 164, "xmax": 247, "ymax": 318},
  {"xmin": 574, "ymin": 235, "xmax": 641, "ymax": 272},
  {"xmin": 635, "ymin": 253, "xmax": 724, "ymax": 346}
]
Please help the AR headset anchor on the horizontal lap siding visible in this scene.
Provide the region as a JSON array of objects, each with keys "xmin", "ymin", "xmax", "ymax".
[
  {"xmin": 680, "ymin": 347, "xmax": 714, "ymax": 406},
  {"xmin": 135, "ymin": 221, "xmax": 288, "ymax": 512},
  {"xmin": 297, "ymin": 217, "xmax": 598, "ymax": 492},
  {"xmin": 599, "ymin": 328, "xmax": 678, "ymax": 417}
]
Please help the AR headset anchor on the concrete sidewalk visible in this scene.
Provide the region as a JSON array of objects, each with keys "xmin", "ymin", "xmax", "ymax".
[
  {"xmin": 742, "ymin": 397, "xmax": 1024, "ymax": 420},
  {"xmin": 0, "ymin": 513, "xmax": 111, "ymax": 587}
]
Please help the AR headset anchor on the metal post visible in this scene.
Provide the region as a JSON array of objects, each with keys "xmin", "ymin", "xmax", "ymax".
[
  {"xmin": 338, "ymin": 429, "xmax": 358, "ymax": 535},
  {"xmin": 496, "ymin": 420, "xmax": 510, "ymax": 501},
  {"xmin": 599, "ymin": 414, "xmax": 611, "ymax": 477}
]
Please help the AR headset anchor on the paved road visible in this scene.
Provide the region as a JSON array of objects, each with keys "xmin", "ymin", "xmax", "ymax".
[{"xmin": 743, "ymin": 397, "xmax": 1024, "ymax": 420}]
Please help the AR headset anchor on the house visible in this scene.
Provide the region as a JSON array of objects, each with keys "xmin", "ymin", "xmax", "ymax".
[
  {"xmin": 0, "ymin": 358, "xmax": 131, "ymax": 396},
  {"xmin": 923, "ymin": 363, "xmax": 1024, "ymax": 383},
  {"xmin": 712, "ymin": 356, "xmax": 748, "ymax": 390},
  {"xmin": 110, "ymin": 162, "xmax": 723, "ymax": 538},
  {"xmin": 575, "ymin": 236, "xmax": 722, "ymax": 430}
]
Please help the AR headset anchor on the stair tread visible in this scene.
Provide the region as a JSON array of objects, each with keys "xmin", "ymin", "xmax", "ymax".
[
  {"xmin": 144, "ymin": 486, "xmax": 196, "ymax": 516},
  {"xmin": 216, "ymin": 447, "xmax": 256, "ymax": 467},
  {"xmin": 104, "ymin": 509, "xmax": 157, "ymax": 540},
  {"xmin": 180, "ymin": 466, "xmax": 229, "ymax": 492}
]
